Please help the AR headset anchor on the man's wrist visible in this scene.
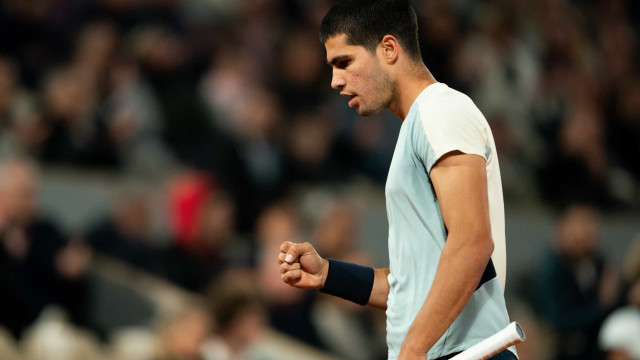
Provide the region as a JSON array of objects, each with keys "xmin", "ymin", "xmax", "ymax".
[
  {"xmin": 402, "ymin": 337, "xmax": 429, "ymax": 356},
  {"xmin": 319, "ymin": 258, "xmax": 375, "ymax": 305},
  {"xmin": 320, "ymin": 258, "xmax": 330, "ymax": 288}
]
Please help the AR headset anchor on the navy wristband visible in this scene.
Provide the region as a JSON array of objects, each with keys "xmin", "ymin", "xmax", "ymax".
[{"xmin": 320, "ymin": 258, "xmax": 375, "ymax": 306}]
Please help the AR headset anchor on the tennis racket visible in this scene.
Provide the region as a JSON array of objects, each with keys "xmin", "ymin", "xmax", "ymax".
[{"xmin": 449, "ymin": 322, "xmax": 525, "ymax": 360}]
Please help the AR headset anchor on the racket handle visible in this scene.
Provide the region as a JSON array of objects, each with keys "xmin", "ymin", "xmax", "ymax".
[{"xmin": 449, "ymin": 322, "xmax": 525, "ymax": 360}]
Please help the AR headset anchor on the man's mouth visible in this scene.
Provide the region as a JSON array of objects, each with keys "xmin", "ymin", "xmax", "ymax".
[
  {"xmin": 340, "ymin": 91, "xmax": 357, "ymax": 108},
  {"xmin": 349, "ymin": 95, "xmax": 356, "ymax": 108},
  {"xmin": 346, "ymin": 94, "xmax": 357, "ymax": 108}
]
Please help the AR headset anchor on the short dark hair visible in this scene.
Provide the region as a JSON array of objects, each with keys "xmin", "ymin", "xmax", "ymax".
[{"xmin": 320, "ymin": 0, "xmax": 421, "ymax": 60}]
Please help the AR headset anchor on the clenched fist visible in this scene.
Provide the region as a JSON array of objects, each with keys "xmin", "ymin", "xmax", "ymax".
[{"xmin": 278, "ymin": 241, "xmax": 328, "ymax": 289}]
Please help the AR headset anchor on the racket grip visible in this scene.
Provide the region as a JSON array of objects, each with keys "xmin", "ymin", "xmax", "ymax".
[{"xmin": 449, "ymin": 322, "xmax": 525, "ymax": 360}]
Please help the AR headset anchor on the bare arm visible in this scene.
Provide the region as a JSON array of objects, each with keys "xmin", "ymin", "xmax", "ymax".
[
  {"xmin": 278, "ymin": 242, "xmax": 390, "ymax": 309},
  {"xmin": 398, "ymin": 151, "xmax": 495, "ymax": 360},
  {"xmin": 368, "ymin": 267, "xmax": 390, "ymax": 309}
]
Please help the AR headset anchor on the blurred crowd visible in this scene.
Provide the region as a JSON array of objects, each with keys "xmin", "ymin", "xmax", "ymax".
[{"xmin": 0, "ymin": 0, "xmax": 639, "ymax": 359}]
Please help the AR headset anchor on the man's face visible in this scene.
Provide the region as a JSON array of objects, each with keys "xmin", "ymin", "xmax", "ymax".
[
  {"xmin": 325, "ymin": 34, "xmax": 395, "ymax": 116},
  {"xmin": 557, "ymin": 205, "xmax": 599, "ymax": 259},
  {"xmin": 0, "ymin": 163, "xmax": 39, "ymax": 226}
]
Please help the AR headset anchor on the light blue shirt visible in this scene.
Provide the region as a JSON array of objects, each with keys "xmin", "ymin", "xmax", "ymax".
[{"xmin": 385, "ymin": 83, "xmax": 512, "ymax": 359}]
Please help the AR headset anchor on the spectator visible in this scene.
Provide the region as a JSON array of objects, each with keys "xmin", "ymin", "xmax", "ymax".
[
  {"xmin": 155, "ymin": 303, "xmax": 211, "ymax": 360},
  {"xmin": 533, "ymin": 203, "xmax": 620, "ymax": 360},
  {"xmin": 164, "ymin": 172, "xmax": 240, "ymax": 292},
  {"xmin": 273, "ymin": 28, "xmax": 327, "ymax": 111},
  {"xmin": 101, "ymin": 51, "xmax": 175, "ymax": 177},
  {"xmin": 284, "ymin": 109, "xmax": 345, "ymax": 183},
  {"xmin": 0, "ymin": 57, "xmax": 47, "ymax": 160},
  {"xmin": 0, "ymin": 157, "xmax": 92, "ymax": 337},
  {"xmin": 203, "ymin": 269, "xmax": 267, "ymax": 360},
  {"xmin": 456, "ymin": 1, "xmax": 540, "ymax": 159},
  {"xmin": 537, "ymin": 72, "xmax": 619, "ymax": 209},
  {"xmin": 85, "ymin": 183, "xmax": 167, "ymax": 277},
  {"xmin": 39, "ymin": 65, "xmax": 117, "ymax": 167}
]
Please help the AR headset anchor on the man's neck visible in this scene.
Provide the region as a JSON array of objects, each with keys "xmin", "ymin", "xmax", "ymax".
[{"xmin": 388, "ymin": 66, "xmax": 436, "ymax": 120}]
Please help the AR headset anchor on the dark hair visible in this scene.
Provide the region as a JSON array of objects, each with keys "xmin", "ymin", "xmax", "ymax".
[{"xmin": 320, "ymin": 0, "xmax": 421, "ymax": 60}]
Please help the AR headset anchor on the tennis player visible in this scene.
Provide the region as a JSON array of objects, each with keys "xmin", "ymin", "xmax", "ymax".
[{"xmin": 278, "ymin": 1, "xmax": 515, "ymax": 359}]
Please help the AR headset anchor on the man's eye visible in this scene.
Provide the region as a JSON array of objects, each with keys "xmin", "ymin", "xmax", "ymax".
[{"xmin": 338, "ymin": 60, "xmax": 350, "ymax": 69}]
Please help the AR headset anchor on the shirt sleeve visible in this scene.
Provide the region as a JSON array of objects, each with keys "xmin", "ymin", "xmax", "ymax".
[{"xmin": 417, "ymin": 99, "xmax": 489, "ymax": 173}]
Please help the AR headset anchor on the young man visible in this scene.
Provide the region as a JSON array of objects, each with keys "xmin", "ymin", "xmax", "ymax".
[{"xmin": 278, "ymin": 1, "xmax": 515, "ymax": 359}]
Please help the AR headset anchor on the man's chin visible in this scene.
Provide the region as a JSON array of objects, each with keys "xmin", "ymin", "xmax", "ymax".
[{"xmin": 356, "ymin": 106, "xmax": 383, "ymax": 116}]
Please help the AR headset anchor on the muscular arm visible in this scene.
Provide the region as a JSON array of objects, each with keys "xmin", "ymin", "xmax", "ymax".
[{"xmin": 399, "ymin": 151, "xmax": 495, "ymax": 359}]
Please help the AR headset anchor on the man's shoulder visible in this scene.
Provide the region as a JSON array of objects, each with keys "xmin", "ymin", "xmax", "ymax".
[
  {"xmin": 415, "ymin": 83, "xmax": 475, "ymax": 111},
  {"xmin": 414, "ymin": 83, "xmax": 486, "ymax": 133}
]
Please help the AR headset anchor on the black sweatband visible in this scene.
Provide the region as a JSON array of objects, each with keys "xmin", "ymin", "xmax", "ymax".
[{"xmin": 320, "ymin": 258, "xmax": 375, "ymax": 306}]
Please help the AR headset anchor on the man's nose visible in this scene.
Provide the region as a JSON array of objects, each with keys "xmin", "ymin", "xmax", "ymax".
[{"xmin": 331, "ymin": 70, "xmax": 345, "ymax": 90}]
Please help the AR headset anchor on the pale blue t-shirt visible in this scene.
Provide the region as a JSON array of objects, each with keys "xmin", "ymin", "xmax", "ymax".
[{"xmin": 385, "ymin": 83, "xmax": 513, "ymax": 359}]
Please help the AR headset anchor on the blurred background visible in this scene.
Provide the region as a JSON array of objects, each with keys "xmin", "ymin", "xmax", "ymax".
[{"xmin": 0, "ymin": 0, "xmax": 639, "ymax": 359}]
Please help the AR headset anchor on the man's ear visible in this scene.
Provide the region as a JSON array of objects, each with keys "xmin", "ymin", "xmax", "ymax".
[{"xmin": 379, "ymin": 35, "xmax": 399, "ymax": 64}]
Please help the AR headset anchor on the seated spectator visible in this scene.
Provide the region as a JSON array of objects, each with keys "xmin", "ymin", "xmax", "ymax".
[
  {"xmin": 0, "ymin": 56, "xmax": 50, "ymax": 162},
  {"xmin": 533, "ymin": 203, "xmax": 620, "ymax": 360},
  {"xmin": 203, "ymin": 269, "xmax": 267, "ymax": 360},
  {"xmin": 0, "ymin": 157, "xmax": 92, "ymax": 337},
  {"xmin": 85, "ymin": 183, "xmax": 167, "ymax": 277},
  {"xmin": 39, "ymin": 65, "xmax": 118, "ymax": 167},
  {"xmin": 102, "ymin": 52, "xmax": 176, "ymax": 177},
  {"xmin": 536, "ymin": 70, "xmax": 621, "ymax": 209},
  {"xmin": 164, "ymin": 172, "xmax": 241, "ymax": 292},
  {"xmin": 155, "ymin": 302, "xmax": 211, "ymax": 360}
]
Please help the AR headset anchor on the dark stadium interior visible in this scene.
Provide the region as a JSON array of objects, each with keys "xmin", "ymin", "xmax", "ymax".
[{"xmin": 0, "ymin": 0, "xmax": 639, "ymax": 359}]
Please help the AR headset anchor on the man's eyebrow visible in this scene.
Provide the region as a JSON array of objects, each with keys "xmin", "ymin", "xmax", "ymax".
[{"xmin": 328, "ymin": 55, "xmax": 350, "ymax": 66}]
